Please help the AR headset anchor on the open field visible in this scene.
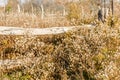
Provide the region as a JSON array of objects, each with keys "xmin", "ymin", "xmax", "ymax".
[{"xmin": 0, "ymin": 12, "xmax": 70, "ymax": 28}]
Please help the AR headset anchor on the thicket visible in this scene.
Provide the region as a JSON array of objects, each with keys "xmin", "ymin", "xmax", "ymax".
[
  {"xmin": 0, "ymin": 1, "xmax": 120, "ymax": 80},
  {"xmin": 0, "ymin": 25, "xmax": 120, "ymax": 80},
  {"xmin": 66, "ymin": 2, "xmax": 97, "ymax": 25}
]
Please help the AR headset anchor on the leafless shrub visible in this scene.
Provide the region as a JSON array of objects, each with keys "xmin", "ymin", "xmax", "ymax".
[{"xmin": 0, "ymin": 25, "xmax": 120, "ymax": 80}]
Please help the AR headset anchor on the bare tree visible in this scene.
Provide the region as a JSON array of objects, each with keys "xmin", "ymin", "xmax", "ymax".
[
  {"xmin": 17, "ymin": 0, "xmax": 21, "ymax": 13},
  {"xmin": 40, "ymin": 3, "xmax": 44, "ymax": 19},
  {"xmin": 104, "ymin": 0, "xmax": 106, "ymax": 19},
  {"xmin": 111, "ymin": 0, "xmax": 114, "ymax": 15}
]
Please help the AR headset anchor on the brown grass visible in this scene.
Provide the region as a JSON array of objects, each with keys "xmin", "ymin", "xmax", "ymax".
[
  {"xmin": 0, "ymin": 12, "xmax": 70, "ymax": 28},
  {"xmin": 0, "ymin": 1, "xmax": 120, "ymax": 80},
  {"xmin": 0, "ymin": 25, "xmax": 120, "ymax": 80}
]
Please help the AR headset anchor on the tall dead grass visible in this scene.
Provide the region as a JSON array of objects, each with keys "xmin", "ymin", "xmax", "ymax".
[
  {"xmin": 0, "ymin": 25, "xmax": 120, "ymax": 80},
  {"xmin": 0, "ymin": 12, "xmax": 70, "ymax": 28}
]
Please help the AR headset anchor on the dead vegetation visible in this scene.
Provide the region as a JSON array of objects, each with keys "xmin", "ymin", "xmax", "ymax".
[
  {"xmin": 0, "ymin": 0, "xmax": 120, "ymax": 80},
  {"xmin": 0, "ymin": 25, "xmax": 120, "ymax": 80},
  {"xmin": 0, "ymin": 12, "xmax": 70, "ymax": 28}
]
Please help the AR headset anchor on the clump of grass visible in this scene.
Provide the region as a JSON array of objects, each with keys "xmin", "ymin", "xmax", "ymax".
[{"xmin": 106, "ymin": 15, "xmax": 120, "ymax": 28}]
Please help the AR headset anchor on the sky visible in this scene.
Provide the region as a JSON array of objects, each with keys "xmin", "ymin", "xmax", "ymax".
[
  {"xmin": 0, "ymin": 0, "xmax": 120, "ymax": 7},
  {"xmin": 18, "ymin": 0, "xmax": 32, "ymax": 5},
  {"xmin": 0, "ymin": 0, "xmax": 8, "ymax": 7},
  {"xmin": 0, "ymin": 0, "xmax": 42, "ymax": 7},
  {"xmin": 0, "ymin": 0, "xmax": 32, "ymax": 7}
]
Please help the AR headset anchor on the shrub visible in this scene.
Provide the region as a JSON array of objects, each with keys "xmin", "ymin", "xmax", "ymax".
[
  {"xmin": 106, "ymin": 15, "xmax": 120, "ymax": 27},
  {"xmin": 66, "ymin": 2, "xmax": 81, "ymax": 25},
  {"xmin": 0, "ymin": 26, "xmax": 120, "ymax": 80}
]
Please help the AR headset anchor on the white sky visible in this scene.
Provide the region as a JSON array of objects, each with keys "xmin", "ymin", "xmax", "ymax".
[
  {"xmin": 0, "ymin": 0, "xmax": 8, "ymax": 7},
  {"xmin": 0, "ymin": 0, "xmax": 29, "ymax": 7},
  {"xmin": 0, "ymin": 0, "xmax": 120, "ymax": 7},
  {"xmin": 18, "ymin": 0, "xmax": 31, "ymax": 5},
  {"xmin": 0, "ymin": 0, "xmax": 41, "ymax": 7}
]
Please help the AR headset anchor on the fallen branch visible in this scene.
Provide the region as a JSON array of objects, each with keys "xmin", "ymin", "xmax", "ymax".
[
  {"xmin": 0, "ymin": 25, "xmax": 95, "ymax": 35},
  {"xmin": 0, "ymin": 57, "xmax": 40, "ymax": 73}
]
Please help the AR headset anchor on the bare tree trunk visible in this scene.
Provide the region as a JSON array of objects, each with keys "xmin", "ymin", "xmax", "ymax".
[
  {"xmin": 17, "ymin": 4, "xmax": 21, "ymax": 13},
  {"xmin": 63, "ymin": 7, "xmax": 66, "ymax": 16},
  {"xmin": 17, "ymin": 0, "xmax": 20, "ymax": 13},
  {"xmin": 0, "ymin": 57, "xmax": 41, "ymax": 73},
  {"xmin": 29, "ymin": 0, "xmax": 35, "ymax": 14},
  {"xmin": 40, "ymin": 4, "xmax": 44, "ymax": 19},
  {"xmin": 110, "ymin": 0, "xmax": 114, "ymax": 27},
  {"xmin": 104, "ymin": 0, "xmax": 106, "ymax": 19},
  {"xmin": 81, "ymin": 6, "xmax": 84, "ymax": 20},
  {"xmin": 111, "ymin": 0, "xmax": 114, "ymax": 16}
]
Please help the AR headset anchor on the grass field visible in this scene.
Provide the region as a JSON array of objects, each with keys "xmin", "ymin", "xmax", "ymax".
[{"xmin": 0, "ymin": 12, "xmax": 70, "ymax": 28}]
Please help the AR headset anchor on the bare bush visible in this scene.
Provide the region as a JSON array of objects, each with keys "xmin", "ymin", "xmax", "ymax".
[{"xmin": 0, "ymin": 25, "xmax": 120, "ymax": 80}]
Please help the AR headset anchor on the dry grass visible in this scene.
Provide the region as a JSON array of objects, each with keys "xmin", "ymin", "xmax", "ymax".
[
  {"xmin": 0, "ymin": 12, "xmax": 70, "ymax": 28},
  {"xmin": 0, "ymin": 25, "xmax": 120, "ymax": 80},
  {"xmin": 0, "ymin": 1, "xmax": 120, "ymax": 80}
]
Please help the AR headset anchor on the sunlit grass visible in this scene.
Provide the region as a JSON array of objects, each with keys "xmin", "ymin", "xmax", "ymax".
[{"xmin": 0, "ymin": 25, "xmax": 120, "ymax": 80}]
